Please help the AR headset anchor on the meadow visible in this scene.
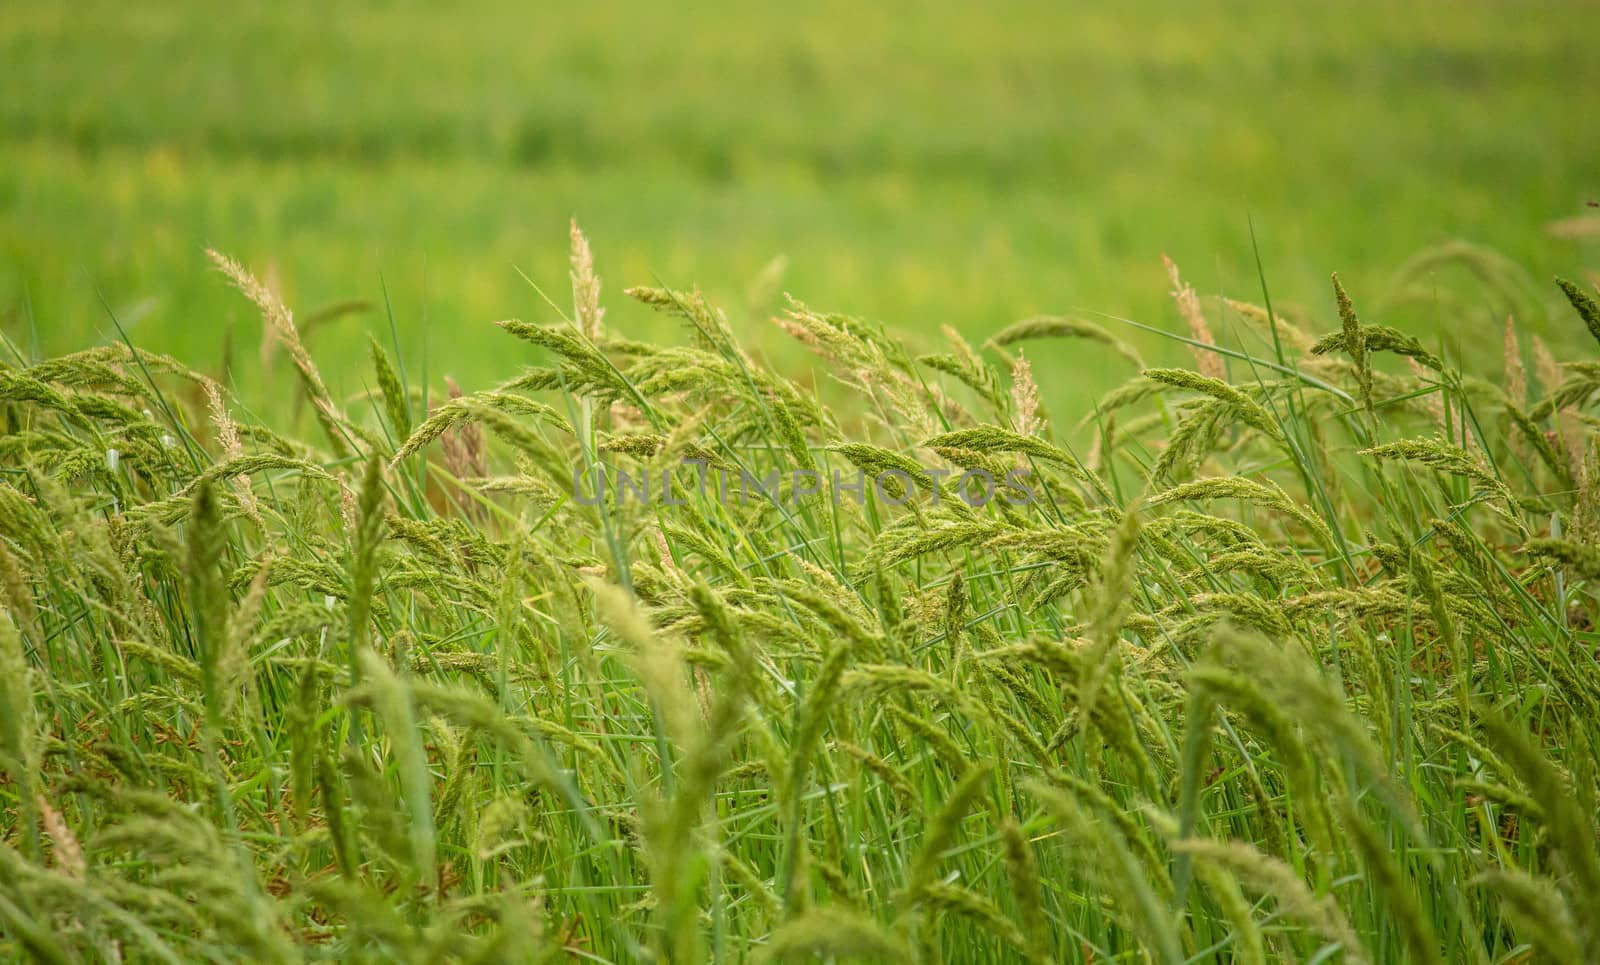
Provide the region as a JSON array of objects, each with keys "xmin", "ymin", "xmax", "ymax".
[
  {"xmin": 6, "ymin": 1, "xmax": 1600, "ymax": 962},
  {"xmin": 5, "ymin": 0, "xmax": 1600, "ymax": 413}
]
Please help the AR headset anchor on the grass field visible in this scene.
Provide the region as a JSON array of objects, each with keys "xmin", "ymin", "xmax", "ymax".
[
  {"xmin": 4, "ymin": 236, "xmax": 1600, "ymax": 961},
  {"xmin": 6, "ymin": 2, "xmax": 1600, "ymax": 962},
  {"xmin": 5, "ymin": 0, "xmax": 1600, "ymax": 413}
]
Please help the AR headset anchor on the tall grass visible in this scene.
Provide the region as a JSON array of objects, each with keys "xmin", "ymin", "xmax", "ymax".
[{"xmin": 1, "ymin": 231, "xmax": 1599, "ymax": 962}]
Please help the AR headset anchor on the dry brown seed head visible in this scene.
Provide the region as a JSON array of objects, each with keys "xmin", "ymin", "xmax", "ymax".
[
  {"xmin": 1010, "ymin": 350, "xmax": 1041, "ymax": 438},
  {"xmin": 1164, "ymin": 254, "xmax": 1225, "ymax": 382}
]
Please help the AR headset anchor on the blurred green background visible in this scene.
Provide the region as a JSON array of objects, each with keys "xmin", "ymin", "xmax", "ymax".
[{"xmin": 3, "ymin": 0, "xmax": 1598, "ymax": 410}]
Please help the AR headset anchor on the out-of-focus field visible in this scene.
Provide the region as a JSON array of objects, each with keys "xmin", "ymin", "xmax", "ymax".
[{"xmin": 3, "ymin": 0, "xmax": 1598, "ymax": 408}]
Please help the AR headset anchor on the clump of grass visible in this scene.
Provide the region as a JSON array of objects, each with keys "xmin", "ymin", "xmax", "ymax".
[{"xmin": 1, "ymin": 231, "xmax": 1598, "ymax": 962}]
